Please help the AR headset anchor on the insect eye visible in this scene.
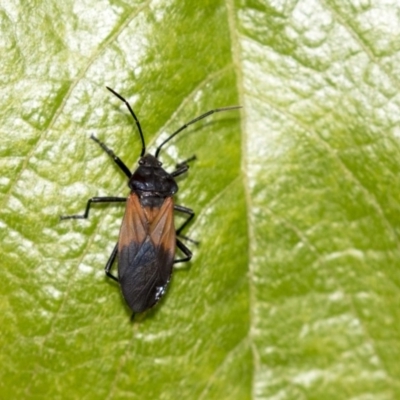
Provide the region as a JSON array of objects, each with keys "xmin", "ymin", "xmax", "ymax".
[
  {"xmin": 158, "ymin": 161, "xmax": 162, "ymax": 167},
  {"xmin": 139, "ymin": 159, "xmax": 144, "ymax": 165}
]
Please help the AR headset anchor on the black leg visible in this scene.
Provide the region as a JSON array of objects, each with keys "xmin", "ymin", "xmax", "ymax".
[
  {"xmin": 60, "ymin": 197, "xmax": 126, "ymax": 220},
  {"xmin": 174, "ymin": 204, "xmax": 195, "ymax": 235},
  {"xmin": 90, "ymin": 135, "xmax": 132, "ymax": 178},
  {"xmin": 171, "ymin": 163, "xmax": 189, "ymax": 178},
  {"xmin": 105, "ymin": 242, "xmax": 119, "ymax": 282},
  {"xmin": 171, "ymin": 155, "xmax": 197, "ymax": 177},
  {"xmin": 174, "ymin": 239, "xmax": 192, "ymax": 264}
]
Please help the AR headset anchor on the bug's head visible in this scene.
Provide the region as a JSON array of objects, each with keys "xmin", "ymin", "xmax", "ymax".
[
  {"xmin": 128, "ymin": 154, "xmax": 178, "ymax": 194},
  {"xmin": 138, "ymin": 154, "xmax": 162, "ymax": 168}
]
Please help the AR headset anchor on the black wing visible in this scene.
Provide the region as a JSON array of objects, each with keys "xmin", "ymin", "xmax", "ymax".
[{"xmin": 118, "ymin": 194, "xmax": 176, "ymax": 313}]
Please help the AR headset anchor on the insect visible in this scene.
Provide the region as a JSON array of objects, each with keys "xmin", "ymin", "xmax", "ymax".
[{"xmin": 61, "ymin": 86, "xmax": 241, "ymax": 315}]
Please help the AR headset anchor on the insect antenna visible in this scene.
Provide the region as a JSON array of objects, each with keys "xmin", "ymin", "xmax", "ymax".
[
  {"xmin": 106, "ymin": 86, "xmax": 146, "ymax": 157},
  {"xmin": 155, "ymin": 105, "xmax": 242, "ymax": 159}
]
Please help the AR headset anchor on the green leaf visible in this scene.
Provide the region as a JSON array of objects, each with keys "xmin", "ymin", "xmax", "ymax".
[{"xmin": 1, "ymin": 0, "xmax": 400, "ymax": 399}]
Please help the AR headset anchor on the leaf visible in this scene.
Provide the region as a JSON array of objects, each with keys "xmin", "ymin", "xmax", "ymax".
[{"xmin": 1, "ymin": 0, "xmax": 400, "ymax": 399}]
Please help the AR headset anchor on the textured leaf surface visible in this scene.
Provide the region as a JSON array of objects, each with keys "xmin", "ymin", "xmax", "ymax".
[{"xmin": 1, "ymin": 1, "xmax": 400, "ymax": 399}]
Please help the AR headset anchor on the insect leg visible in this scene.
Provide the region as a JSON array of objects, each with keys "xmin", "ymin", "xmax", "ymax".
[
  {"xmin": 90, "ymin": 135, "xmax": 132, "ymax": 178},
  {"xmin": 171, "ymin": 164, "xmax": 188, "ymax": 177},
  {"xmin": 60, "ymin": 197, "xmax": 126, "ymax": 220},
  {"xmin": 105, "ymin": 242, "xmax": 119, "ymax": 282},
  {"xmin": 174, "ymin": 204, "xmax": 195, "ymax": 235},
  {"xmin": 174, "ymin": 239, "xmax": 192, "ymax": 264},
  {"xmin": 171, "ymin": 156, "xmax": 197, "ymax": 178}
]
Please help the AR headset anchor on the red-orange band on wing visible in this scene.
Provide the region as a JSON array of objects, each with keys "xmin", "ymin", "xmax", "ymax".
[{"xmin": 118, "ymin": 193, "xmax": 176, "ymax": 254}]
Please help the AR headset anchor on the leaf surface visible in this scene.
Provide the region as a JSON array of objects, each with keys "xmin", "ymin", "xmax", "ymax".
[{"xmin": 1, "ymin": 1, "xmax": 400, "ymax": 399}]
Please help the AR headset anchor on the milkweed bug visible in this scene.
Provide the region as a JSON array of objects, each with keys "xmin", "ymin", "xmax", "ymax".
[{"xmin": 61, "ymin": 86, "xmax": 241, "ymax": 315}]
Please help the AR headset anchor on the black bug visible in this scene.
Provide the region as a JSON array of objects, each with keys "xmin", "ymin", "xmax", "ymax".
[{"xmin": 61, "ymin": 87, "xmax": 241, "ymax": 314}]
